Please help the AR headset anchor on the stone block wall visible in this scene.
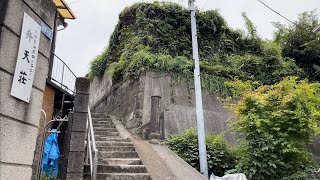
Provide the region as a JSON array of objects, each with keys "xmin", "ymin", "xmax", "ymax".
[
  {"xmin": 0, "ymin": 0, "xmax": 56, "ymax": 179},
  {"xmin": 66, "ymin": 78, "xmax": 90, "ymax": 180}
]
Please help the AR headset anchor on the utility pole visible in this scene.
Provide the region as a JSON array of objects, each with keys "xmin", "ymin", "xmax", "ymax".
[{"xmin": 188, "ymin": 0, "xmax": 209, "ymax": 178}]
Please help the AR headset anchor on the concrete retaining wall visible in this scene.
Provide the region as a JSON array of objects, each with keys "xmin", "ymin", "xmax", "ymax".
[
  {"xmin": 90, "ymin": 73, "xmax": 145, "ymax": 134},
  {"xmin": 89, "ymin": 72, "xmax": 235, "ymax": 142}
]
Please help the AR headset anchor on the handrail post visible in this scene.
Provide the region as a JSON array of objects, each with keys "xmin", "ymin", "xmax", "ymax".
[
  {"xmin": 86, "ymin": 106, "xmax": 98, "ymax": 180},
  {"xmin": 93, "ymin": 150, "xmax": 98, "ymax": 180},
  {"xmin": 35, "ymin": 109, "xmax": 47, "ymax": 180}
]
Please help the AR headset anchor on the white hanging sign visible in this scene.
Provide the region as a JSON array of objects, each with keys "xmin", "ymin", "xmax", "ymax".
[{"xmin": 11, "ymin": 12, "xmax": 41, "ymax": 103}]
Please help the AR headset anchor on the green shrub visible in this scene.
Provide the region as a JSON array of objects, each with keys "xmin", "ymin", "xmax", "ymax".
[
  {"xmin": 165, "ymin": 129, "xmax": 237, "ymax": 176},
  {"xmin": 226, "ymin": 77, "xmax": 320, "ymax": 179},
  {"xmin": 39, "ymin": 174, "xmax": 59, "ymax": 180}
]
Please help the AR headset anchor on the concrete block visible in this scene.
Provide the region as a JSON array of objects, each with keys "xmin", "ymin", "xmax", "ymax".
[
  {"xmin": 0, "ymin": 71, "xmax": 44, "ymax": 127},
  {"xmin": 66, "ymin": 172, "xmax": 83, "ymax": 180},
  {"xmin": 0, "ymin": 162, "xmax": 32, "ymax": 180},
  {"xmin": 70, "ymin": 132, "xmax": 86, "ymax": 152},
  {"xmin": 74, "ymin": 94, "xmax": 89, "ymax": 113},
  {"xmin": 0, "ymin": 116, "xmax": 38, "ymax": 165},
  {"xmin": 0, "ymin": 26, "xmax": 19, "ymax": 74},
  {"xmin": 4, "ymin": 0, "xmax": 53, "ymax": 58},
  {"xmin": 33, "ymin": 54, "xmax": 49, "ymax": 91},
  {"xmin": 0, "ymin": 24, "xmax": 49, "ymax": 78},
  {"xmin": 76, "ymin": 77, "xmax": 90, "ymax": 94},
  {"xmin": 39, "ymin": 32, "xmax": 51, "ymax": 59},
  {"xmin": 67, "ymin": 151, "xmax": 85, "ymax": 173},
  {"xmin": 23, "ymin": 0, "xmax": 56, "ymax": 27},
  {"xmin": 72, "ymin": 112, "xmax": 87, "ymax": 132},
  {"xmin": 0, "ymin": 0, "xmax": 9, "ymax": 24}
]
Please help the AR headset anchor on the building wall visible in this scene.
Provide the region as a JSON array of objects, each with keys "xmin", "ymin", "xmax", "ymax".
[
  {"xmin": 0, "ymin": 0, "xmax": 56, "ymax": 179},
  {"xmin": 89, "ymin": 72, "xmax": 235, "ymax": 142}
]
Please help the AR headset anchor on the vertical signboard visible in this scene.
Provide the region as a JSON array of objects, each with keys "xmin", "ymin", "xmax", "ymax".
[{"xmin": 11, "ymin": 13, "xmax": 41, "ymax": 103}]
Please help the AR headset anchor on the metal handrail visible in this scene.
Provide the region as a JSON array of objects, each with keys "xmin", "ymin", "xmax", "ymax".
[
  {"xmin": 86, "ymin": 106, "xmax": 98, "ymax": 180},
  {"xmin": 50, "ymin": 51, "xmax": 77, "ymax": 77},
  {"xmin": 48, "ymin": 51, "xmax": 76, "ymax": 95}
]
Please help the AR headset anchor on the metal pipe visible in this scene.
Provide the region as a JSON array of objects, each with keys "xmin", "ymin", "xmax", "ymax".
[
  {"xmin": 60, "ymin": 94, "xmax": 65, "ymax": 117},
  {"xmin": 48, "ymin": 10, "xmax": 58, "ymax": 78},
  {"xmin": 188, "ymin": 0, "xmax": 208, "ymax": 178},
  {"xmin": 87, "ymin": 129, "xmax": 93, "ymax": 174},
  {"xmin": 36, "ymin": 109, "xmax": 47, "ymax": 180},
  {"xmin": 88, "ymin": 106, "xmax": 97, "ymax": 152},
  {"xmin": 86, "ymin": 106, "xmax": 98, "ymax": 180},
  {"xmin": 93, "ymin": 151, "xmax": 98, "ymax": 180}
]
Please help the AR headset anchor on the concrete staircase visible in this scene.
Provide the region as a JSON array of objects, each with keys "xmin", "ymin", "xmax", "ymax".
[{"xmin": 84, "ymin": 113, "xmax": 151, "ymax": 180}]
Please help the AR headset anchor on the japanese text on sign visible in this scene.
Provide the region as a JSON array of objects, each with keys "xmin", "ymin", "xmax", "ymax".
[{"xmin": 11, "ymin": 12, "xmax": 41, "ymax": 103}]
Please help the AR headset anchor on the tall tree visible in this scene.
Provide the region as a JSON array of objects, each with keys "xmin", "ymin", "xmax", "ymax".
[{"xmin": 273, "ymin": 11, "xmax": 320, "ymax": 81}]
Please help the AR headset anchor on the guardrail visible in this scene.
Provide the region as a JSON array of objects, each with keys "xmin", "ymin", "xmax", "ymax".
[
  {"xmin": 85, "ymin": 106, "xmax": 98, "ymax": 180},
  {"xmin": 48, "ymin": 52, "xmax": 76, "ymax": 96}
]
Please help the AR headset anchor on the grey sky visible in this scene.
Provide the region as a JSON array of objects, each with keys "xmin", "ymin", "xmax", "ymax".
[{"xmin": 56, "ymin": 0, "xmax": 320, "ymax": 77}]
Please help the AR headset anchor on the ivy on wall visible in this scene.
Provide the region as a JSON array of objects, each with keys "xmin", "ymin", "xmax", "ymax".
[{"xmin": 89, "ymin": 2, "xmax": 302, "ymax": 97}]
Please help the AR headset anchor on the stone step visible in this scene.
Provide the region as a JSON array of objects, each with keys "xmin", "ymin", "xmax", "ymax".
[
  {"xmin": 95, "ymin": 131, "xmax": 119, "ymax": 136},
  {"xmin": 84, "ymin": 165, "xmax": 148, "ymax": 173},
  {"xmin": 92, "ymin": 118, "xmax": 112, "ymax": 122},
  {"xmin": 93, "ymin": 119, "xmax": 112, "ymax": 121},
  {"xmin": 93, "ymin": 122, "xmax": 114, "ymax": 127},
  {"xmin": 90, "ymin": 113, "xmax": 110, "ymax": 118},
  {"xmin": 98, "ymin": 151, "xmax": 139, "ymax": 159},
  {"xmin": 95, "ymin": 137, "xmax": 130, "ymax": 142},
  {"xmin": 84, "ymin": 173, "xmax": 151, "ymax": 180},
  {"xmin": 94, "ymin": 127, "xmax": 118, "ymax": 132},
  {"xmin": 93, "ymin": 124, "xmax": 116, "ymax": 128},
  {"xmin": 97, "ymin": 146, "xmax": 136, "ymax": 152},
  {"xmin": 98, "ymin": 158, "xmax": 142, "ymax": 165},
  {"xmin": 93, "ymin": 121, "xmax": 113, "ymax": 125},
  {"xmin": 96, "ymin": 141, "xmax": 134, "ymax": 147}
]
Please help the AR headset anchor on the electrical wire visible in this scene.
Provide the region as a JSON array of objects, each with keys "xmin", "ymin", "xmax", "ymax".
[
  {"xmin": 256, "ymin": 0, "xmax": 297, "ymax": 26},
  {"xmin": 256, "ymin": 0, "xmax": 320, "ymax": 35}
]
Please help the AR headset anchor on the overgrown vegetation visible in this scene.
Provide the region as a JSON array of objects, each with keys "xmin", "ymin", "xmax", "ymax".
[
  {"xmin": 88, "ymin": 2, "xmax": 320, "ymax": 179},
  {"xmin": 166, "ymin": 129, "xmax": 237, "ymax": 177},
  {"xmin": 89, "ymin": 2, "xmax": 301, "ymax": 97},
  {"xmin": 39, "ymin": 174, "xmax": 59, "ymax": 180},
  {"xmin": 273, "ymin": 11, "xmax": 320, "ymax": 81},
  {"xmin": 226, "ymin": 77, "xmax": 320, "ymax": 179}
]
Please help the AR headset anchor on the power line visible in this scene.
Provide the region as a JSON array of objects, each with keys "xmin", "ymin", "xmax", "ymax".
[
  {"xmin": 67, "ymin": 0, "xmax": 81, "ymax": 5},
  {"xmin": 256, "ymin": 0, "xmax": 297, "ymax": 26},
  {"xmin": 256, "ymin": 0, "xmax": 320, "ymax": 35}
]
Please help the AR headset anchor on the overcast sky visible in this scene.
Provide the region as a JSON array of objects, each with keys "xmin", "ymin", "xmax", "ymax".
[{"xmin": 56, "ymin": 0, "xmax": 320, "ymax": 77}]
